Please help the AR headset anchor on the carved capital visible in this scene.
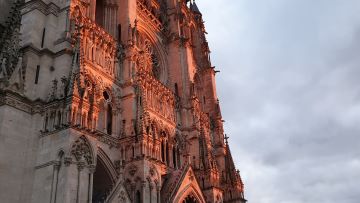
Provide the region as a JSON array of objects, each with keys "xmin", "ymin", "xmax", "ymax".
[
  {"xmin": 64, "ymin": 156, "xmax": 72, "ymax": 167},
  {"xmin": 88, "ymin": 164, "xmax": 96, "ymax": 174},
  {"xmin": 77, "ymin": 161, "xmax": 85, "ymax": 171},
  {"xmin": 53, "ymin": 161, "xmax": 61, "ymax": 170}
]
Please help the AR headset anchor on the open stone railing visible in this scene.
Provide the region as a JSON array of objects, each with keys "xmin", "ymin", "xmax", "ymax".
[
  {"xmin": 137, "ymin": 0, "xmax": 164, "ymax": 31},
  {"xmin": 137, "ymin": 71, "xmax": 176, "ymax": 124},
  {"xmin": 70, "ymin": 6, "xmax": 118, "ymax": 79}
]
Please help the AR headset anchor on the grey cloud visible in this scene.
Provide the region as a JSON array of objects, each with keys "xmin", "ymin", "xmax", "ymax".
[{"xmin": 197, "ymin": 0, "xmax": 360, "ymax": 202}]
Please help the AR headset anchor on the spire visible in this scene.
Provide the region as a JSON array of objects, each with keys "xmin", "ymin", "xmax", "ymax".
[
  {"xmin": 223, "ymin": 135, "xmax": 245, "ymax": 196},
  {"xmin": 190, "ymin": 0, "xmax": 201, "ymax": 14}
]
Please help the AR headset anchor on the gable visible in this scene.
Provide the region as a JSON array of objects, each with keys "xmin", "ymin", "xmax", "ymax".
[
  {"xmin": 162, "ymin": 165, "xmax": 206, "ymax": 203},
  {"xmin": 105, "ymin": 179, "xmax": 131, "ymax": 203}
]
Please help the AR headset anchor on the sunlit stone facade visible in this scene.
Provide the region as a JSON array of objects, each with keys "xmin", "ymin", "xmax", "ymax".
[{"xmin": 0, "ymin": 0, "xmax": 246, "ymax": 202}]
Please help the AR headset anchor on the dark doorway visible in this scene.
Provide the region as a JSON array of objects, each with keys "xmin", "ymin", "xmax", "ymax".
[{"xmin": 92, "ymin": 158, "xmax": 113, "ymax": 203}]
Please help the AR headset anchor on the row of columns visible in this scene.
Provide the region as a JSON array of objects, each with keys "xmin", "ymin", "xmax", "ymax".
[
  {"xmin": 49, "ymin": 160, "xmax": 96, "ymax": 203},
  {"xmin": 68, "ymin": 104, "xmax": 121, "ymax": 137}
]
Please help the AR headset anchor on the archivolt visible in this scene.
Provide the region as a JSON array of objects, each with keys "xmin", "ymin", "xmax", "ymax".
[{"xmin": 97, "ymin": 147, "xmax": 118, "ymax": 183}]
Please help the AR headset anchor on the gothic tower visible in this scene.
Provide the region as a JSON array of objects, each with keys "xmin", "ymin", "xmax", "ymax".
[{"xmin": 0, "ymin": 0, "xmax": 246, "ymax": 202}]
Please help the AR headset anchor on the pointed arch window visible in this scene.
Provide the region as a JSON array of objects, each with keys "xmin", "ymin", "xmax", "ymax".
[
  {"xmin": 173, "ymin": 146, "xmax": 177, "ymax": 168},
  {"xmin": 102, "ymin": 91, "xmax": 113, "ymax": 135},
  {"xmin": 95, "ymin": 0, "xmax": 105, "ymax": 27},
  {"xmin": 93, "ymin": 0, "xmax": 119, "ymax": 37},
  {"xmin": 106, "ymin": 104, "xmax": 112, "ymax": 134},
  {"xmin": 161, "ymin": 141, "xmax": 165, "ymax": 162},
  {"xmin": 166, "ymin": 141, "xmax": 169, "ymax": 165}
]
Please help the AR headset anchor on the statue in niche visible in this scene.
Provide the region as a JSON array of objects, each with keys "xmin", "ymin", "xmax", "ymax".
[
  {"xmin": 0, "ymin": 58, "xmax": 8, "ymax": 79},
  {"xmin": 7, "ymin": 56, "xmax": 24, "ymax": 92},
  {"xmin": 58, "ymin": 76, "xmax": 68, "ymax": 99},
  {"xmin": 117, "ymin": 43, "xmax": 126, "ymax": 63},
  {"xmin": 48, "ymin": 79, "xmax": 58, "ymax": 101},
  {"xmin": 151, "ymin": 54, "xmax": 161, "ymax": 80}
]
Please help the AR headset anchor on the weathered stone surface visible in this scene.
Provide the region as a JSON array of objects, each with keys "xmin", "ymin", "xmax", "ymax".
[{"xmin": 0, "ymin": 0, "xmax": 246, "ymax": 203}]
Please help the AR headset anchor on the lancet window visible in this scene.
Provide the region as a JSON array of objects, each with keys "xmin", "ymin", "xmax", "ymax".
[
  {"xmin": 95, "ymin": 0, "xmax": 105, "ymax": 27},
  {"xmin": 100, "ymin": 91, "xmax": 113, "ymax": 135},
  {"xmin": 85, "ymin": 0, "xmax": 119, "ymax": 37}
]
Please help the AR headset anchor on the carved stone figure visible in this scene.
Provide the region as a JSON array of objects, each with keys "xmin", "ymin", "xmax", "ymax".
[
  {"xmin": 0, "ymin": 58, "xmax": 8, "ymax": 79},
  {"xmin": 0, "ymin": 1, "xmax": 245, "ymax": 203}
]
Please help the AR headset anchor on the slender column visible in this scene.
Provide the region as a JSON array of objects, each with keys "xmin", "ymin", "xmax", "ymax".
[
  {"xmin": 50, "ymin": 161, "xmax": 61, "ymax": 203},
  {"xmin": 149, "ymin": 183, "xmax": 153, "ymax": 203},
  {"xmin": 105, "ymin": 7, "xmax": 109, "ymax": 31},
  {"xmin": 131, "ymin": 184, "xmax": 136, "ymax": 202},
  {"xmin": 43, "ymin": 113, "xmax": 48, "ymax": 131},
  {"xmin": 76, "ymin": 162, "xmax": 85, "ymax": 203},
  {"xmin": 142, "ymin": 181, "xmax": 147, "ymax": 203},
  {"xmin": 55, "ymin": 112, "xmax": 59, "ymax": 128},
  {"xmin": 169, "ymin": 144, "xmax": 173, "ymax": 168},
  {"xmin": 109, "ymin": 7, "xmax": 112, "ymax": 35},
  {"xmin": 77, "ymin": 111, "xmax": 81, "ymax": 126},
  {"xmin": 92, "ymin": 114, "xmax": 96, "ymax": 131},
  {"xmin": 112, "ymin": 111, "xmax": 116, "ymax": 137},
  {"xmin": 156, "ymin": 187, "xmax": 160, "ymax": 203},
  {"xmin": 67, "ymin": 107, "xmax": 72, "ymax": 125},
  {"xmin": 114, "ymin": 8, "xmax": 118, "ymax": 36},
  {"xmin": 61, "ymin": 109, "xmax": 65, "ymax": 126},
  {"xmin": 65, "ymin": 9, "xmax": 71, "ymax": 38},
  {"xmin": 103, "ymin": 104, "xmax": 107, "ymax": 133},
  {"xmin": 91, "ymin": 0, "xmax": 96, "ymax": 20},
  {"xmin": 88, "ymin": 165, "xmax": 96, "ymax": 203},
  {"xmin": 164, "ymin": 141, "xmax": 168, "ymax": 165}
]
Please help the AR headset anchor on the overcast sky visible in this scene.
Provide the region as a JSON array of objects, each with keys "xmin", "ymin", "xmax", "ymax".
[{"xmin": 196, "ymin": 0, "xmax": 360, "ymax": 202}]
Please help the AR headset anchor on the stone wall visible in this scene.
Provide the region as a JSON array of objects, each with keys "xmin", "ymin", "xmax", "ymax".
[{"xmin": 0, "ymin": 0, "xmax": 15, "ymax": 26}]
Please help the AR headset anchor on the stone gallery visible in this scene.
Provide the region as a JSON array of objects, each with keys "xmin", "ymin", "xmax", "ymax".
[{"xmin": 0, "ymin": 0, "xmax": 246, "ymax": 202}]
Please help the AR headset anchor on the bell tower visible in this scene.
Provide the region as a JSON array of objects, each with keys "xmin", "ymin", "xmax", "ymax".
[{"xmin": 0, "ymin": 0, "xmax": 246, "ymax": 202}]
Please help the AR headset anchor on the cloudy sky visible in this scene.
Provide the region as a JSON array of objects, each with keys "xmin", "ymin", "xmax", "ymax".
[{"xmin": 196, "ymin": 0, "xmax": 360, "ymax": 202}]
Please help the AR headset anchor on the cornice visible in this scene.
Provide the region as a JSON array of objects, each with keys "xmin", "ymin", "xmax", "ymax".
[
  {"xmin": 0, "ymin": 90, "xmax": 45, "ymax": 114},
  {"xmin": 22, "ymin": 0, "xmax": 65, "ymax": 17},
  {"xmin": 20, "ymin": 44, "xmax": 73, "ymax": 58}
]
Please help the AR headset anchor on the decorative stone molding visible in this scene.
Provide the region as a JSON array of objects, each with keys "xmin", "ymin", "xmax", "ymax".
[
  {"xmin": 0, "ymin": 90, "xmax": 33, "ymax": 114},
  {"xmin": 22, "ymin": 0, "xmax": 61, "ymax": 17},
  {"xmin": 70, "ymin": 5, "xmax": 118, "ymax": 79},
  {"xmin": 0, "ymin": 0, "xmax": 22, "ymax": 89},
  {"xmin": 71, "ymin": 136, "xmax": 93, "ymax": 165},
  {"xmin": 127, "ymin": 165, "xmax": 138, "ymax": 176},
  {"xmin": 137, "ymin": 0, "xmax": 164, "ymax": 31},
  {"xmin": 64, "ymin": 156, "xmax": 73, "ymax": 167}
]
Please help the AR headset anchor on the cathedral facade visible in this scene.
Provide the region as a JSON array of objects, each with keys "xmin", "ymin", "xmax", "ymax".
[{"xmin": 0, "ymin": 0, "xmax": 246, "ymax": 202}]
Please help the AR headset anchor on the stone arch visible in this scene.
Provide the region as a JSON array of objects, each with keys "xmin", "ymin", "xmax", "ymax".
[
  {"xmin": 96, "ymin": 147, "xmax": 117, "ymax": 182},
  {"xmin": 92, "ymin": 153, "xmax": 116, "ymax": 202},
  {"xmin": 97, "ymin": 86, "xmax": 115, "ymax": 134},
  {"xmin": 70, "ymin": 135, "xmax": 95, "ymax": 165},
  {"xmin": 148, "ymin": 164, "xmax": 160, "ymax": 184},
  {"xmin": 102, "ymin": 86, "xmax": 114, "ymax": 102},
  {"xmin": 133, "ymin": 176, "xmax": 143, "ymax": 203},
  {"xmin": 174, "ymin": 184, "xmax": 205, "ymax": 203}
]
